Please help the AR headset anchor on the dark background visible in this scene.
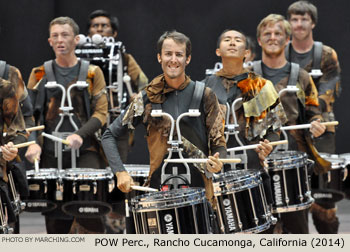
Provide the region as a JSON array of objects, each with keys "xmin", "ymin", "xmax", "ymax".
[{"xmin": 0, "ymin": 0, "xmax": 349, "ymax": 164}]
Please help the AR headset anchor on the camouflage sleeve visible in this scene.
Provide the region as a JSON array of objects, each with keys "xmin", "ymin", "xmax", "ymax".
[
  {"xmin": 90, "ymin": 66, "xmax": 108, "ymax": 126},
  {"xmin": 126, "ymin": 54, "xmax": 148, "ymax": 92},
  {"xmin": 4, "ymin": 67, "xmax": 27, "ymax": 144},
  {"xmin": 299, "ymin": 71, "xmax": 322, "ymax": 122},
  {"xmin": 203, "ymin": 87, "xmax": 226, "ymax": 156}
]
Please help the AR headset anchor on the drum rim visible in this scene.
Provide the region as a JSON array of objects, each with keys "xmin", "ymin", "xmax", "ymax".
[
  {"xmin": 26, "ymin": 168, "xmax": 63, "ymax": 179},
  {"xmin": 63, "ymin": 168, "xmax": 114, "ymax": 180},
  {"xmin": 213, "ymin": 170, "xmax": 263, "ymax": 193},
  {"xmin": 272, "ymin": 197, "xmax": 314, "ymax": 213},
  {"xmin": 131, "ymin": 188, "xmax": 206, "ymax": 210}
]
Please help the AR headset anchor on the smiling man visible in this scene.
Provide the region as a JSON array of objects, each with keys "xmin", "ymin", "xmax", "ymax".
[
  {"xmin": 101, "ymin": 31, "xmax": 226, "ymax": 228},
  {"xmin": 253, "ymin": 14, "xmax": 325, "ymax": 234},
  {"xmin": 25, "ymin": 17, "xmax": 108, "ymax": 234},
  {"xmin": 286, "ymin": 0, "xmax": 342, "ymax": 234}
]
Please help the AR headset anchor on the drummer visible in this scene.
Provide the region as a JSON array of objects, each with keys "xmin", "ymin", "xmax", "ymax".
[
  {"xmin": 0, "ymin": 60, "xmax": 32, "ymax": 233},
  {"xmin": 24, "ymin": 17, "xmax": 108, "ymax": 234},
  {"xmin": 87, "ymin": 9, "xmax": 148, "ymax": 163},
  {"xmin": 102, "ymin": 30, "xmax": 226, "ymax": 210},
  {"xmin": 254, "ymin": 14, "xmax": 325, "ymax": 233},
  {"xmin": 202, "ymin": 29, "xmax": 287, "ymax": 170}
]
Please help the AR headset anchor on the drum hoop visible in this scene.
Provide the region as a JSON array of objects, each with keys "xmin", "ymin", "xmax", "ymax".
[
  {"xmin": 63, "ymin": 168, "xmax": 114, "ymax": 180},
  {"xmin": 131, "ymin": 188, "xmax": 206, "ymax": 210},
  {"xmin": 26, "ymin": 168, "xmax": 61, "ymax": 179},
  {"xmin": 132, "ymin": 197, "xmax": 207, "ymax": 212}
]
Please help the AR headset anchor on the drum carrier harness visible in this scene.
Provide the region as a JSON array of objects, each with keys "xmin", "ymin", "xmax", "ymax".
[{"xmin": 150, "ymin": 81, "xmax": 206, "ymax": 190}]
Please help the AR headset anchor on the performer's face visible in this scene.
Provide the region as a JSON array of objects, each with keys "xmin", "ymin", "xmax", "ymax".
[
  {"xmin": 289, "ymin": 13, "xmax": 315, "ymax": 41},
  {"xmin": 48, "ymin": 24, "xmax": 79, "ymax": 57},
  {"xmin": 258, "ymin": 21, "xmax": 289, "ymax": 57},
  {"xmin": 216, "ymin": 30, "xmax": 248, "ymax": 60},
  {"xmin": 157, "ymin": 38, "xmax": 191, "ymax": 80},
  {"xmin": 89, "ymin": 16, "xmax": 116, "ymax": 38}
]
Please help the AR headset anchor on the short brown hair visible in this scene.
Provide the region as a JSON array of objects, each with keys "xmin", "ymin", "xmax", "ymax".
[
  {"xmin": 49, "ymin": 16, "xmax": 79, "ymax": 36},
  {"xmin": 287, "ymin": 1, "xmax": 318, "ymax": 24},
  {"xmin": 257, "ymin": 14, "xmax": 291, "ymax": 39},
  {"xmin": 157, "ymin": 30, "xmax": 192, "ymax": 58}
]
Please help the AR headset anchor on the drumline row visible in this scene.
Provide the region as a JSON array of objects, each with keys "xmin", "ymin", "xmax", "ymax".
[{"xmin": 18, "ymin": 151, "xmax": 349, "ymax": 234}]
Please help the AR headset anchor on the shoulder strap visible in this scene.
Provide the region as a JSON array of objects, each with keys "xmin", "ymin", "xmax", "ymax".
[
  {"xmin": 285, "ymin": 41, "xmax": 291, "ymax": 61},
  {"xmin": 43, "ymin": 60, "xmax": 56, "ymax": 82},
  {"xmin": 78, "ymin": 59, "xmax": 89, "ymax": 82},
  {"xmin": 252, "ymin": 60, "xmax": 263, "ymax": 75},
  {"xmin": 313, "ymin": 41, "xmax": 323, "ymax": 70},
  {"xmin": 189, "ymin": 81, "xmax": 205, "ymax": 110},
  {"xmin": 0, "ymin": 60, "xmax": 6, "ymax": 78},
  {"xmin": 287, "ymin": 62, "xmax": 300, "ymax": 86},
  {"xmin": 79, "ymin": 60, "xmax": 91, "ymax": 118}
]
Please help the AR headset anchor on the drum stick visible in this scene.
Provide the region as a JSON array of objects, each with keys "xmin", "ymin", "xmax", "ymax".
[
  {"xmin": 227, "ymin": 140, "xmax": 288, "ymax": 152},
  {"xmin": 281, "ymin": 121, "xmax": 338, "ymax": 131},
  {"xmin": 131, "ymin": 185, "xmax": 158, "ymax": 192},
  {"xmin": 26, "ymin": 125, "xmax": 45, "ymax": 132},
  {"xmin": 34, "ymin": 158, "xmax": 40, "ymax": 173},
  {"xmin": 0, "ymin": 141, "xmax": 36, "ymax": 152},
  {"xmin": 164, "ymin": 158, "xmax": 241, "ymax": 164},
  {"xmin": 42, "ymin": 133, "xmax": 70, "ymax": 145}
]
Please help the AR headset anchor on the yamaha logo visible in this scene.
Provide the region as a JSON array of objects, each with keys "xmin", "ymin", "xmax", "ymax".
[
  {"xmin": 223, "ymin": 198, "xmax": 231, "ymax": 207},
  {"xmin": 164, "ymin": 214, "xmax": 173, "ymax": 223},
  {"xmin": 273, "ymin": 174, "xmax": 280, "ymax": 181}
]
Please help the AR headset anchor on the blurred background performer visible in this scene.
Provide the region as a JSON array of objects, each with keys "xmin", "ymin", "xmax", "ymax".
[
  {"xmin": 85, "ymin": 9, "xmax": 148, "ymax": 233},
  {"xmin": 25, "ymin": 17, "xmax": 108, "ymax": 234},
  {"xmin": 0, "ymin": 60, "xmax": 32, "ymax": 234},
  {"xmin": 286, "ymin": 1, "xmax": 342, "ymax": 233}
]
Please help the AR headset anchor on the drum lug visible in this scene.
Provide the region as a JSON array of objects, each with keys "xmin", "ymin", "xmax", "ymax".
[
  {"xmin": 343, "ymin": 167, "xmax": 348, "ymax": 181},
  {"xmin": 108, "ymin": 180, "xmax": 115, "ymax": 193},
  {"xmin": 73, "ymin": 182, "xmax": 76, "ymax": 194},
  {"xmin": 328, "ymin": 171, "xmax": 331, "ymax": 183},
  {"xmin": 44, "ymin": 181, "xmax": 48, "ymax": 194},
  {"xmin": 93, "ymin": 182, "xmax": 97, "ymax": 194}
]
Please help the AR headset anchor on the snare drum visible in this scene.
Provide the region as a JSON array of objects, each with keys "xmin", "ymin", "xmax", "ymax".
[
  {"xmin": 266, "ymin": 150, "xmax": 314, "ymax": 213},
  {"xmin": 131, "ymin": 188, "xmax": 210, "ymax": 234},
  {"xmin": 61, "ymin": 168, "xmax": 114, "ymax": 217},
  {"xmin": 213, "ymin": 170, "xmax": 272, "ymax": 233},
  {"xmin": 108, "ymin": 164, "xmax": 150, "ymax": 204},
  {"xmin": 24, "ymin": 168, "xmax": 64, "ymax": 212},
  {"xmin": 311, "ymin": 153, "xmax": 347, "ymax": 203}
]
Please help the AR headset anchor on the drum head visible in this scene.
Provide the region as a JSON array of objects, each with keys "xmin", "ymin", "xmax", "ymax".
[
  {"xmin": 311, "ymin": 189, "xmax": 345, "ymax": 203},
  {"xmin": 62, "ymin": 201, "xmax": 112, "ymax": 218},
  {"xmin": 23, "ymin": 200, "xmax": 57, "ymax": 213},
  {"xmin": 64, "ymin": 168, "xmax": 114, "ymax": 180}
]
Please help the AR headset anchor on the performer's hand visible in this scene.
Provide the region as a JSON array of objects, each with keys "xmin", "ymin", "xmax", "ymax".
[
  {"xmin": 207, "ymin": 152, "xmax": 223, "ymax": 173},
  {"xmin": 130, "ymin": 93, "xmax": 138, "ymax": 102},
  {"xmin": 25, "ymin": 143, "xmax": 42, "ymax": 163},
  {"xmin": 310, "ymin": 119, "xmax": 326, "ymax": 138},
  {"xmin": 1, "ymin": 142, "xmax": 18, "ymax": 161},
  {"xmin": 116, "ymin": 171, "xmax": 134, "ymax": 193},
  {"xmin": 66, "ymin": 134, "xmax": 83, "ymax": 149},
  {"xmin": 256, "ymin": 139, "xmax": 273, "ymax": 162}
]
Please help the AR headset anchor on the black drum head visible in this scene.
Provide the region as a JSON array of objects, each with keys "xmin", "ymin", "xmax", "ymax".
[
  {"xmin": 62, "ymin": 201, "xmax": 112, "ymax": 218},
  {"xmin": 311, "ymin": 189, "xmax": 345, "ymax": 203},
  {"xmin": 23, "ymin": 200, "xmax": 57, "ymax": 213}
]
